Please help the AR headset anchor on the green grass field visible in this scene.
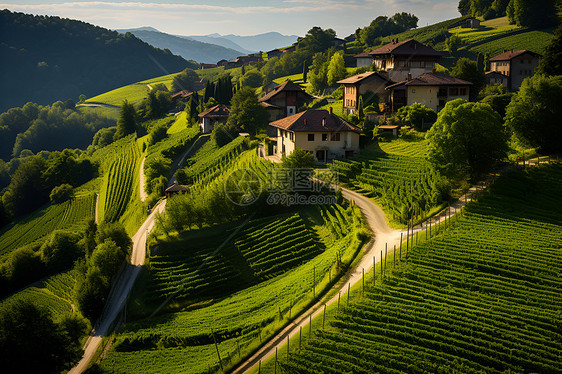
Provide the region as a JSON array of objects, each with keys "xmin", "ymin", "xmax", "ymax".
[
  {"xmin": 86, "ymin": 73, "xmax": 177, "ymax": 107},
  {"xmin": 277, "ymin": 163, "xmax": 562, "ymax": 374}
]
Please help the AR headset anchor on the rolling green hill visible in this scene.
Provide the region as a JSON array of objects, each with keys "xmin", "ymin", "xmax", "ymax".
[{"xmin": 0, "ymin": 10, "xmax": 196, "ymax": 111}]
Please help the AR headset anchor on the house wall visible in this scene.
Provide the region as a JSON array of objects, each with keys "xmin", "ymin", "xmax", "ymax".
[
  {"xmin": 490, "ymin": 61, "xmax": 510, "ymax": 77},
  {"xmin": 509, "ymin": 55, "xmax": 539, "ymax": 91},
  {"xmin": 356, "ymin": 57, "xmax": 372, "ymax": 67},
  {"xmin": 275, "ymin": 129, "xmax": 360, "ymax": 160},
  {"xmin": 200, "ymin": 117, "xmax": 213, "ymax": 133},
  {"xmin": 406, "ymin": 86, "xmax": 469, "ymax": 111},
  {"xmin": 486, "ymin": 73, "xmax": 508, "ymax": 89}
]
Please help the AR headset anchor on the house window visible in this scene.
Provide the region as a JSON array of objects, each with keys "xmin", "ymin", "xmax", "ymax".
[
  {"xmin": 330, "ymin": 133, "xmax": 341, "ymax": 141},
  {"xmin": 290, "ymin": 132, "xmax": 294, "ymax": 141},
  {"xmin": 308, "ymin": 134, "xmax": 315, "ymax": 141},
  {"xmin": 322, "ymin": 134, "xmax": 328, "ymax": 141},
  {"xmin": 412, "ymin": 89, "xmax": 416, "ymax": 94},
  {"xmin": 420, "ymin": 61, "xmax": 426, "ymax": 68},
  {"xmin": 449, "ymin": 87, "xmax": 459, "ymax": 96},
  {"xmin": 460, "ymin": 87, "xmax": 467, "ymax": 96}
]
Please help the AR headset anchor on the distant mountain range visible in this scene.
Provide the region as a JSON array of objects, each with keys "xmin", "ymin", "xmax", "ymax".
[
  {"xmin": 186, "ymin": 32, "xmax": 299, "ymax": 54},
  {"xmin": 117, "ymin": 28, "xmax": 244, "ymax": 64},
  {"xmin": 118, "ymin": 27, "xmax": 299, "ymax": 62}
]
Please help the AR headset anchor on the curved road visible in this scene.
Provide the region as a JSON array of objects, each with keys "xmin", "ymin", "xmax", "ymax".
[
  {"xmin": 69, "ymin": 199, "xmax": 166, "ymax": 374},
  {"xmin": 231, "ymin": 181, "xmax": 485, "ymax": 373}
]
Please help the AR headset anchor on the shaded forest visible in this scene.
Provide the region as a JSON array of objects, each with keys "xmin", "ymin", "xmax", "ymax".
[{"xmin": 0, "ymin": 10, "xmax": 198, "ymax": 111}]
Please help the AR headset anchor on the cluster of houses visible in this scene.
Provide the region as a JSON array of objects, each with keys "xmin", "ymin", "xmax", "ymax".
[{"xmin": 178, "ymin": 36, "xmax": 541, "ymax": 164}]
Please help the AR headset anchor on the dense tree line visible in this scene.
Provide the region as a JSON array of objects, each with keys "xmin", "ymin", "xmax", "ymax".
[
  {"xmin": 458, "ymin": 0, "xmax": 559, "ymax": 27},
  {"xmin": 0, "ymin": 299, "xmax": 89, "ymax": 373},
  {"xmin": 356, "ymin": 13, "xmax": 419, "ymax": 47},
  {"xmin": 0, "ymin": 149, "xmax": 97, "ymax": 221},
  {"xmin": 204, "ymin": 75, "xmax": 234, "ymax": 104},
  {"xmin": 0, "ymin": 101, "xmax": 114, "ymax": 160},
  {"xmin": 0, "ymin": 10, "xmax": 193, "ymax": 111}
]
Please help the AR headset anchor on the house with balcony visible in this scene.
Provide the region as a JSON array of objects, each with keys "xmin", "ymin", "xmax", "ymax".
[
  {"xmin": 486, "ymin": 50, "xmax": 541, "ymax": 91},
  {"xmin": 386, "ymin": 72, "xmax": 472, "ymax": 112},
  {"xmin": 337, "ymin": 71, "xmax": 393, "ymax": 115},
  {"xmin": 354, "ymin": 39, "xmax": 442, "ymax": 82},
  {"xmin": 269, "ymin": 108, "xmax": 361, "ymax": 162}
]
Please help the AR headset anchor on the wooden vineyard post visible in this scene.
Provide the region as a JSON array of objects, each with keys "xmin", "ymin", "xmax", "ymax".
[
  {"xmin": 362, "ymin": 268, "xmax": 365, "ymax": 296},
  {"xmin": 299, "ymin": 326, "xmax": 302, "ymax": 350},
  {"xmin": 406, "ymin": 224, "xmax": 409, "ymax": 252},
  {"xmin": 393, "ymin": 244, "xmax": 396, "ymax": 266},
  {"xmin": 287, "ymin": 335, "xmax": 290, "ymax": 361},
  {"xmin": 381, "ymin": 250, "xmax": 384, "ymax": 278},
  {"xmin": 384, "ymin": 246, "xmax": 387, "ymax": 273},
  {"xmin": 274, "ymin": 347, "xmax": 278, "ymax": 374},
  {"xmin": 322, "ymin": 304, "xmax": 327, "ymax": 329},
  {"xmin": 429, "ymin": 217, "xmax": 431, "ymax": 238},
  {"xmin": 309, "ymin": 314, "xmax": 312, "ymax": 340},
  {"xmin": 399, "ymin": 232, "xmax": 403, "ymax": 255},
  {"xmin": 347, "ymin": 283, "xmax": 350, "ymax": 306},
  {"xmin": 337, "ymin": 291, "xmax": 341, "ymax": 315},
  {"xmin": 211, "ymin": 328, "xmax": 223, "ymax": 371},
  {"xmin": 259, "ymin": 361, "xmax": 261, "ymax": 374},
  {"xmin": 373, "ymin": 256, "xmax": 376, "ymax": 285}
]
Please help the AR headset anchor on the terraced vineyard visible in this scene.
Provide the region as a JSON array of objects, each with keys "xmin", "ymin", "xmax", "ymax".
[
  {"xmin": 98, "ymin": 140, "xmax": 141, "ymax": 222},
  {"xmin": 279, "ymin": 164, "xmax": 562, "ymax": 374},
  {"xmin": 469, "ymin": 28, "xmax": 554, "ymax": 56},
  {"xmin": 235, "ymin": 213, "xmax": 321, "ymax": 279},
  {"xmin": 0, "ymin": 192, "xmax": 96, "ymax": 259},
  {"xmin": 179, "ymin": 136, "xmax": 246, "ymax": 185},
  {"xmin": 98, "ymin": 143, "xmax": 368, "ymax": 373},
  {"xmin": 0, "ymin": 270, "xmax": 78, "ymax": 321},
  {"xmin": 329, "ymin": 139, "xmax": 446, "ymax": 226}
]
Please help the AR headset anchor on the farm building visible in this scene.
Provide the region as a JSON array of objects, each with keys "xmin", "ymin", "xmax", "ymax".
[
  {"xmin": 198, "ymin": 104, "xmax": 230, "ymax": 133},
  {"xmin": 165, "ymin": 183, "xmax": 189, "ymax": 198},
  {"xmin": 450, "ymin": 18, "xmax": 481, "ymax": 29},
  {"xmin": 354, "ymin": 39, "xmax": 442, "ymax": 82},
  {"xmin": 259, "ymin": 79, "xmax": 312, "ymax": 121},
  {"xmin": 487, "ymin": 50, "xmax": 541, "ymax": 91},
  {"xmin": 337, "ymin": 71, "xmax": 393, "ymax": 115},
  {"xmin": 269, "ymin": 108, "xmax": 361, "ymax": 162},
  {"xmin": 386, "ymin": 72, "xmax": 472, "ymax": 112}
]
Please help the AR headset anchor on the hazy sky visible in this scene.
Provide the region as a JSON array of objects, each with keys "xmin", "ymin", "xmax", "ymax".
[{"xmin": 1, "ymin": 0, "xmax": 460, "ymax": 37}]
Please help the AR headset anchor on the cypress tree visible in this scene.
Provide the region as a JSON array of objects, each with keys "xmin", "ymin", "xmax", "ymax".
[
  {"xmin": 203, "ymin": 80, "xmax": 212, "ymax": 103},
  {"xmin": 303, "ymin": 62, "xmax": 308, "ymax": 83}
]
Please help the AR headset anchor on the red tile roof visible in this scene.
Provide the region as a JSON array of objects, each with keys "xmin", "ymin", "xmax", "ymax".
[
  {"xmin": 259, "ymin": 79, "xmax": 311, "ymax": 103},
  {"xmin": 171, "ymin": 90, "xmax": 193, "ymax": 99},
  {"xmin": 354, "ymin": 51, "xmax": 371, "ymax": 58},
  {"xmin": 368, "ymin": 39, "xmax": 442, "ymax": 57},
  {"xmin": 270, "ymin": 109, "xmax": 361, "ymax": 133},
  {"xmin": 198, "ymin": 104, "xmax": 230, "ymax": 118},
  {"xmin": 489, "ymin": 50, "xmax": 541, "ymax": 61},
  {"xmin": 386, "ymin": 72, "xmax": 473, "ymax": 89},
  {"xmin": 165, "ymin": 183, "xmax": 189, "ymax": 193},
  {"xmin": 337, "ymin": 71, "xmax": 391, "ymax": 85}
]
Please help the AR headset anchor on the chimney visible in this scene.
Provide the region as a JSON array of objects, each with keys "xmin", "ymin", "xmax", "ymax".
[
  {"xmin": 407, "ymin": 73, "xmax": 412, "ymax": 80},
  {"xmin": 329, "ymin": 107, "xmax": 333, "ymax": 115},
  {"xmin": 322, "ymin": 117, "xmax": 326, "ymax": 127},
  {"xmin": 304, "ymin": 119, "xmax": 307, "ymax": 126}
]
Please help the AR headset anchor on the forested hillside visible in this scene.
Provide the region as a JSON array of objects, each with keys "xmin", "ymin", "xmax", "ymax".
[{"xmin": 0, "ymin": 10, "xmax": 197, "ymax": 111}]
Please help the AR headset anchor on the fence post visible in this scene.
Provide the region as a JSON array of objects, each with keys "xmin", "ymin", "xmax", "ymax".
[
  {"xmin": 362, "ymin": 268, "xmax": 365, "ymax": 296},
  {"xmin": 287, "ymin": 335, "xmax": 290, "ymax": 361},
  {"xmin": 347, "ymin": 283, "xmax": 350, "ymax": 306},
  {"xmin": 211, "ymin": 328, "xmax": 223, "ymax": 371},
  {"xmin": 274, "ymin": 347, "xmax": 278, "ymax": 374},
  {"xmin": 323, "ymin": 304, "xmax": 327, "ymax": 329},
  {"xmin": 299, "ymin": 326, "xmax": 302, "ymax": 350},
  {"xmin": 373, "ymin": 256, "xmax": 376, "ymax": 285}
]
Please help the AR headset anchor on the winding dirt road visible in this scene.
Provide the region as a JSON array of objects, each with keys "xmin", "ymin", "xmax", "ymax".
[
  {"xmin": 231, "ymin": 180, "xmax": 486, "ymax": 373},
  {"xmin": 68, "ymin": 199, "xmax": 166, "ymax": 374}
]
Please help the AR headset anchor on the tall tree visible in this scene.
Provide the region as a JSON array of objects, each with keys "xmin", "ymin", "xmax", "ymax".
[
  {"xmin": 427, "ymin": 99, "xmax": 507, "ymax": 181},
  {"xmin": 227, "ymin": 87, "xmax": 269, "ymax": 135},
  {"xmin": 327, "ymin": 51, "xmax": 347, "ymax": 87},
  {"xmin": 505, "ymin": 74, "xmax": 562, "ymax": 153},
  {"xmin": 507, "ymin": 0, "xmax": 558, "ymax": 28},
  {"xmin": 538, "ymin": 23, "xmax": 562, "ymax": 76},
  {"xmin": 114, "ymin": 99, "xmax": 137, "ymax": 140},
  {"xmin": 171, "ymin": 68, "xmax": 199, "ymax": 92},
  {"xmin": 451, "ymin": 58, "xmax": 485, "ymax": 100}
]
